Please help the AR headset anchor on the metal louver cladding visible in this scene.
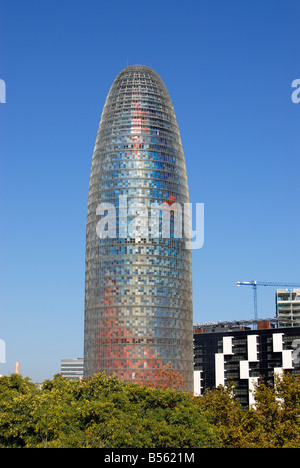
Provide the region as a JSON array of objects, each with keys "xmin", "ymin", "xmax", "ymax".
[{"xmin": 84, "ymin": 65, "xmax": 193, "ymax": 392}]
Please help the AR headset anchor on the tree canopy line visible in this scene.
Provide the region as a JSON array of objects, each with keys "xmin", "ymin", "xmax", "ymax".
[{"xmin": 0, "ymin": 368, "xmax": 299, "ymax": 448}]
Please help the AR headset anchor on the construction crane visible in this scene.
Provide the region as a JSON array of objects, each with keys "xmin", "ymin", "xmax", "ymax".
[{"xmin": 236, "ymin": 281, "xmax": 300, "ymax": 320}]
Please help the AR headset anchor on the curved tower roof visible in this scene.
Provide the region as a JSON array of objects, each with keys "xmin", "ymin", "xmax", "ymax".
[{"xmin": 84, "ymin": 65, "xmax": 193, "ymax": 392}]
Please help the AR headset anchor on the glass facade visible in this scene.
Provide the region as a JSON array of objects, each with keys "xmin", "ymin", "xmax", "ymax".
[{"xmin": 84, "ymin": 65, "xmax": 193, "ymax": 392}]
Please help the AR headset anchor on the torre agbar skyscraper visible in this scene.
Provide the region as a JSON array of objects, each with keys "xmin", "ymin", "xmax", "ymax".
[{"xmin": 84, "ymin": 65, "xmax": 193, "ymax": 392}]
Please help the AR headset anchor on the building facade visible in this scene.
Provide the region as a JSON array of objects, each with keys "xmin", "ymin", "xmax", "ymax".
[
  {"xmin": 84, "ymin": 65, "xmax": 194, "ymax": 392},
  {"xmin": 193, "ymin": 320, "xmax": 300, "ymax": 407},
  {"xmin": 276, "ymin": 288, "xmax": 300, "ymax": 327},
  {"xmin": 61, "ymin": 359, "xmax": 84, "ymax": 380}
]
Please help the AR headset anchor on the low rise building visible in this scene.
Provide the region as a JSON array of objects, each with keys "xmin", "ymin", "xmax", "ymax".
[
  {"xmin": 276, "ymin": 288, "xmax": 300, "ymax": 327},
  {"xmin": 193, "ymin": 319, "xmax": 300, "ymax": 407},
  {"xmin": 60, "ymin": 358, "xmax": 84, "ymax": 380}
]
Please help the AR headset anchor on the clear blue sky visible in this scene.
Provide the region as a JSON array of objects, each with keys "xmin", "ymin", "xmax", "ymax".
[{"xmin": 0, "ymin": 0, "xmax": 299, "ymax": 381}]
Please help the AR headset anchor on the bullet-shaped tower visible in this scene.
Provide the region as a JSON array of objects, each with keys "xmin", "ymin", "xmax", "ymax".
[{"xmin": 84, "ymin": 65, "xmax": 193, "ymax": 392}]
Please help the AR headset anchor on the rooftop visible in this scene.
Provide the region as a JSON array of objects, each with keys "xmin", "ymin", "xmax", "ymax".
[{"xmin": 193, "ymin": 317, "xmax": 294, "ymax": 333}]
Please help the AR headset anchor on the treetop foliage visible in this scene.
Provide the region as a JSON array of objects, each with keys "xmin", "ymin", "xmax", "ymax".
[{"xmin": 0, "ymin": 371, "xmax": 299, "ymax": 448}]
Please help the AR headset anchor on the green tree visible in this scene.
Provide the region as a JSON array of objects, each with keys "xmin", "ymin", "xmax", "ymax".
[
  {"xmin": 1, "ymin": 371, "xmax": 299, "ymax": 448},
  {"xmin": 242, "ymin": 373, "xmax": 300, "ymax": 448},
  {"xmin": 0, "ymin": 374, "xmax": 38, "ymax": 447},
  {"xmin": 0, "ymin": 373, "xmax": 220, "ymax": 448},
  {"xmin": 198, "ymin": 382, "xmax": 245, "ymax": 448}
]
